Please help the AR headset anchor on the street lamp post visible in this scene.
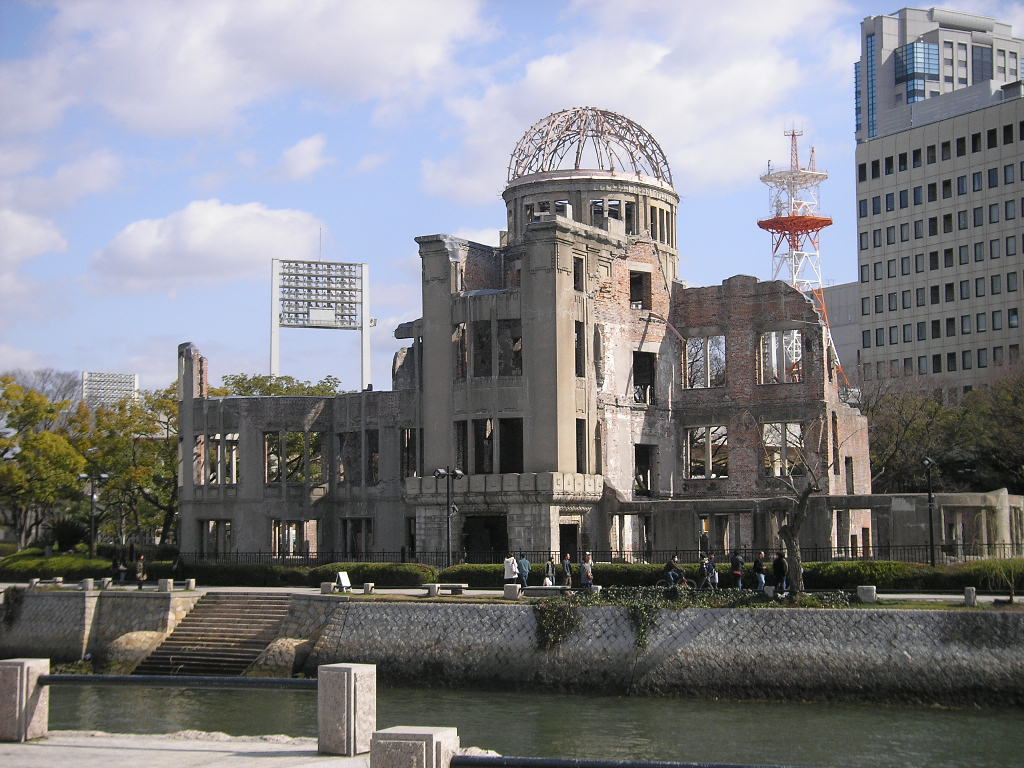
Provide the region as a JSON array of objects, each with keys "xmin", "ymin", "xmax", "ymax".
[
  {"xmin": 433, "ymin": 466, "xmax": 464, "ymax": 568},
  {"xmin": 78, "ymin": 471, "xmax": 110, "ymax": 559},
  {"xmin": 922, "ymin": 457, "xmax": 936, "ymax": 567}
]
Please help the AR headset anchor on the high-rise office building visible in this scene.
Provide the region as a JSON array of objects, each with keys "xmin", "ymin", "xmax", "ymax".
[
  {"xmin": 81, "ymin": 371, "xmax": 139, "ymax": 410},
  {"xmin": 854, "ymin": 7, "xmax": 1024, "ymax": 394}
]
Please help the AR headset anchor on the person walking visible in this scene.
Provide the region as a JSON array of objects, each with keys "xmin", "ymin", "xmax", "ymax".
[
  {"xmin": 697, "ymin": 556, "xmax": 711, "ymax": 589},
  {"xmin": 517, "ymin": 553, "xmax": 531, "ymax": 589},
  {"xmin": 772, "ymin": 551, "xmax": 789, "ymax": 595},
  {"xmin": 663, "ymin": 555, "xmax": 683, "ymax": 585},
  {"xmin": 502, "ymin": 552, "xmax": 519, "ymax": 585},
  {"xmin": 707, "ymin": 553, "xmax": 719, "ymax": 590},
  {"xmin": 543, "ymin": 556, "xmax": 557, "ymax": 586},
  {"xmin": 730, "ymin": 550, "xmax": 745, "ymax": 589},
  {"xmin": 753, "ymin": 551, "xmax": 766, "ymax": 592},
  {"xmin": 561, "ymin": 553, "xmax": 573, "ymax": 587},
  {"xmin": 135, "ymin": 554, "xmax": 147, "ymax": 590},
  {"xmin": 580, "ymin": 553, "xmax": 594, "ymax": 590}
]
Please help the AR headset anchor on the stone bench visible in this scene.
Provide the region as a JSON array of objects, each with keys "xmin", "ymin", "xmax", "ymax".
[{"xmin": 423, "ymin": 583, "xmax": 469, "ymax": 597}]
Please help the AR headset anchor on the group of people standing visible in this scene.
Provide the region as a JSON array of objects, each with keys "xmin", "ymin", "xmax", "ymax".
[
  {"xmin": 671, "ymin": 550, "xmax": 789, "ymax": 593},
  {"xmin": 502, "ymin": 552, "xmax": 594, "ymax": 589}
]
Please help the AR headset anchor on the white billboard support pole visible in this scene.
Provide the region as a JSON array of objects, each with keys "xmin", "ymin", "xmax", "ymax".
[
  {"xmin": 360, "ymin": 264, "xmax": 371, "ymax": 390},
  {"xmin": 270, "ymin": 259, "xmax": 281, "ymax": 376}
]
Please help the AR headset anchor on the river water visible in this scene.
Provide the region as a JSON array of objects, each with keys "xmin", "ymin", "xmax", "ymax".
[{"xmin": 50, "ymin": 685, "xmax": 1023, "ymax": 767}]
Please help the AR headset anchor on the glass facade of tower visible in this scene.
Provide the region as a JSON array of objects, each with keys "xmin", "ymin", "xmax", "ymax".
[
  {"xmin": 854, "ymin": 62, "xmax": 862, "ymax": 133},
  {"xmin": 866, "ymin": 34, "xmax": 877, "ymax": 138}
]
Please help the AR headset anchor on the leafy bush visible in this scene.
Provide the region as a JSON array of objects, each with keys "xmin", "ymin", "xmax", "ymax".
[
  {"xmin": 309, "ymin": 562, "xmax": 437, "ymax": 587},
  {"xmin": 438, "ymin": 563, "xmax": 505, "ymax": 588},
  {"xmin": 0, "ymin": 542, "xmax": 18, "ymax": 558},
  {"xmin": 534, "ymin": 595, "xmax": 583, "ymax": 649},
  {"xmin": 803, "ymin": 561, "xmax": 936, "ymax": 590},
  {"xmin": 0, "ymin": 550, "xmax": 113, "ymax": 580}
]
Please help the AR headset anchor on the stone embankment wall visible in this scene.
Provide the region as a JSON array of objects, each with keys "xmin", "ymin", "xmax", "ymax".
[
  {"xmin": 0, "ymin": 590, "xmax": 199, "ymax": 665},
  {"xmin": 293, "ymin": 600, "xmax": 1024, "ymax": 706}
]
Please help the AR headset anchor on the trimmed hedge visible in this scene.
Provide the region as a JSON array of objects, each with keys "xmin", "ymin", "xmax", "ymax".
[
  {"xmin": 0, "ymin": 550, "xmax": 114, "ymax": 581},
  {"xmin": 308, "ymin": 562, "xmax": 437, "ymax": 587}
]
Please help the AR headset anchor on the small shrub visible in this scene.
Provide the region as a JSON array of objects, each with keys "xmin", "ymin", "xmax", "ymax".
[
  {"xmin": 438, "ymin": 563, "xmax": 504, "ymax": 589},
  {"xmin": 535, "ymin": 596, "xmax": 583, "ymax": 649},
  {"xmin": 803, "ymin": 560, "xmax": 934, "ymax": 590},
  {"xmin": 0, "ymin": 551, "xmax": 113, "ymax": 581}
]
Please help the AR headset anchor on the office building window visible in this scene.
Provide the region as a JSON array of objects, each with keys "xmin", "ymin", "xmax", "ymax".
[
  {"xmin": 1010, "ymin": 308, "xmax": 1020, "ymax": 328},
  {"xmin": 977, "ymin": 312, "xmax": 987, "ymax": 332},
  {"xmin": 916, "ymin": 287, "xmax": 926, "ymax": 306},
  {"xmin": 956, "ymin": 138, "xmax": 966, "ymax": 157},
  {"xmin": 900, "ymin": 189, "xmax": 909, "ymax": 208},
  {"xmin": 1007, "ymin": 236, "xmax": 1017, "ymax": 257},
  {"xmin": 1006, "ymin": 164, "xmax": 1016, "ymax": 184},
  {"xmin": 989, "ymin": 204, "xmax": 1000, "ymax": 224},
  {"xmin": 889, "ymin": 326, "xmax": 899, "ymax": 345},
  {"xmin": 973, "ymin": 172, "xmax": 983, "ymax": 191},
  {"xmin": 915, "ymin": 253, "xmax": 924, "ymax": 272},
  {"xmin": 932, "ymin": 354, "xmax": 942, "ymax": 374},
  {"xmin": 962, "ymin": 349, "xmax": 973, "ymax": 369},
  {"xmin": 989, "ymin": 168, "xmax": 999, "ymax": 188},
  {"xmin": 861, "ymin": 297, "xmax": 871, "ymax": 316},
  {"xmin": 978, "ymin": 348, "xmax": 989, "ymax": 368},
  {"xmin": 931, "ymin": 319, "xmax": 941, "ymax": 339},
  {"xmin": 885, "ymin": 192, "xmax": 895, "ymax": 211},
  {"xmin": 873, "ymin": 229, "xmax": 882, "ymax": 247},
  {"xmin": 1008, "ymin": 271, "xmax": 1018, "ymax": 292},
  {"xmin": 947, "ymin": 352, "xmax": 957, "ymax": 372},
  {"xmin": 957, "ymin": 210, "xmax": 968, "ymax": 230},
  {"xmin": 900, "ymin": 223, "xmax": 910, "ymax": 241},
  {"xmin": 973, "ymin": 207, "xmax": 983, "ymax": 226},
  {"xmin": 917, "ymin": 321, "xmax": 926, "ymax": 341},
  {"xmin": 960, "ymin": 280, "xmax": 970, "ymax": 300},
  {"xmin": 901, "ymin": 256, "xmax": 911, "ymax": 275},
  {"xmin": 888, "ymin": 292, "xmax": 897, "ymax": 311},
  {"xmin": 886, "ymin": 226, "xmax": 896, "ymax": 245},
  {"xmin": 946, "ymin": 317, "xmax": 956, "ymax": 337},
  {"xmin": 944, "ymin": 283, "xmax": 954, "ymax": 302},
  {"xmin": 918, "ymin": 356, "xmax": 928, "ymax": 375},
  {"xmin": 991, "ymin": 239, "xmax": 1001, "ymax": 260},
  {"xmin": 861, "ymin": 330, "xmax": 871, "ymax": 349},
  {"xmin": 929, "ymin": 251, "xmax": 939, "ymax": 270},
  {"xmin": 902, "ymin": 323, "xmax": 912, "ymax": 343},
  {"xmin": 944, "ymin": 248, "xmax": 954, "ymax": 268},
  {"xmin": 901, "ymin": 289, "xmax": 911, "ymax": 309},
  {"xmin": 1008, "ymin": 200, "xmax": 1017, "ymax": 220},
  {"xmin": 959, "ymin": 245, "xmax": 969, "ymax": 264},
  {"xmin": 993, "ymin": 310, "xmax": 1003, "ymax": 330},
  {"xmin": 976, "ymin": 277, "xmax": 986, "ymax": 297},
  {"xmin": 993, "ymin": 346, "xmax": 1004, "ymax": 366},
  {"xmin": 913, "ymin": 185, "xmax": 923, "ymax": 204},
  {"xmin": 913, "ymin": 148, "xmax": 921, "ymax": 168},
  {"xmin": 858, "ymin": 199, "xmax": 867, "ymax": 218},
  {"xmin": 860, "ymin": 263, "xmax": 869, "ymax": 281},
  {"xmin": 914, "ymin": 220, "xmax": 923, "ymax": 238},
  {"xmin": 859, "ymin": 233, "xmax": 869, "ymax": 251},
  {"xmin": 872, "ymin": 196, "xmax": 880, "ymax": 215},
  {"xmin": 961, "ymin": 314, "xmax": 972, "ymax": 334},
  {"xmin": 975, "ymin": 242, "xmax": 985, "ymax": 262},
  {"xmin": 874, "ymin": 294, "xmax": 883, "ymax": 313}
]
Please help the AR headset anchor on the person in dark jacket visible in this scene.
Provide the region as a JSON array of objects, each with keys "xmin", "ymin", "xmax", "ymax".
[
  {"xmin": 730, "ymin": 550, "xmax": 745, "ymax": 589},
  {"xmin": 753, "ymin": 551, "xmax": 766, "ymax": 592},
  {"xmin": 772, "ymin": 551, "xmax": 789, "ymax": 594},
  {"xmin": 517, "ymin": 553, "xmax": 531, "ymax": 589},
  {"xmin": 561, "ymin": 553, "xmax": 573, "ymax": 587}
]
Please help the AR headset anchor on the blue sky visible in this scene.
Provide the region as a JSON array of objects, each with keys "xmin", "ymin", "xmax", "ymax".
[{"xmin": 2, "ymin": 0, "xmax": 1023, "ymax": 392}]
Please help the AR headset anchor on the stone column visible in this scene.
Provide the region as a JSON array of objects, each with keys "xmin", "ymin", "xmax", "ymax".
[
  {"xmin": 0, "ymin": 658, "xmax": 49, "ymax": 742},
  {"xmin": 318, "ymin": 662, "xmax": 376, "ymax": 755}
]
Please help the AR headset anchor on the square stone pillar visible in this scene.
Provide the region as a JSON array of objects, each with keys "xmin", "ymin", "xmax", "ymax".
[
  {"xmin": 370, "ymin": 726, "xmax": 460, "ymax": 768},
  {"xmin": 0, "ymin": 658, "xmax": 49, "ymax": 742},
  {"xmin": 318, "ymin": 663, "xmax": 376, "ymax": 755}
]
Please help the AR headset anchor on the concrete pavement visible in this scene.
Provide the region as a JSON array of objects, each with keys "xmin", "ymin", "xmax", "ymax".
[{"xmin": 0, "ymin": 730, "xmax": 368, "ymax": 767}]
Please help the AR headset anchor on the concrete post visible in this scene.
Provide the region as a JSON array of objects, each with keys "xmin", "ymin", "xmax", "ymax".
[
  {"xmin": 363, "ymin": 582, "xmax": 375, "ymax": 594},
  {"xmin": 964, "ymin": 587, "xmax": 977, "ymax": 607},
  {"xmin": 0, "ymin": 658, "xmax": 49, "ymax": 742},
  {"xmin": 185, "ymin": 578, "xmax": 196, "ymax": 590},
  {"xmin": 98, "ymin": 577, "xmax": 112, "ymax": 589},
  {"xmin": 321, "ymin": 582, "xmax": 335, "ymax": 594},
  {"xmin": 158, "ymin": 579, "xmax": 173, "ymax": 592},
  {"xmin": 370, "ymin": 726, "xmax": 460, "ymax": 768},
  {"xmin": 856, "ymin": 586, "xmax": 877, "ymax": 603},
  {"xmin": 80, "ymin": 578, "xmax": 94, "ymax": 591},
  {"xmin": 503, "ymin": 584, "xmax": 521, "ymax": 600},
  {"xmin": 318, "ymin": 663, "xmax": 376, "ymax": 756}
]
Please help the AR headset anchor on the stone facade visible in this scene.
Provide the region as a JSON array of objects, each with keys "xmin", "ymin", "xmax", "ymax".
[{"xmin": 177, "ymin": 108, "xmax": 876, "ymax": 562}]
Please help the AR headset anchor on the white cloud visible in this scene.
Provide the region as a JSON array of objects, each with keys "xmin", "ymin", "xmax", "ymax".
[
  {"xmin": 353, "ymin": 152, "xmax": 390, "ymax": 174},
  {"xmin": 0, "ymin": 208, "xmax": 67, "ymax": 299},
  {"xmin": 91, "ymin": 199, "xmax": 324, "ymax": 293},
  {"xmin": 0, "ymin": 151, "xmax": 122, "ymax": 212},
  {"xmin": 278, "ymin": 134, "xmax": 333, "ymax": 180},
  {"xmin": 0, "ymin": 145, "xmax": 42, "ymax": 176},
  {"xmin": 2, "ymin": 0, "xmax": 488, "ymax": 137},
  {"xmin": 423, "ymin": 0, "xmax": 849, "ymax": 202}
]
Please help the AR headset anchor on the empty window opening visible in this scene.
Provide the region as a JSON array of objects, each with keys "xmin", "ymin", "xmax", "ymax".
[
  {"xmin": 537, "ymin": 200, "xmax": 550, "ymax": 214},
  {"xmin": 365, "ymin": 429, "xmax": 380, "ymax": 486},
  {"xmin": 575, "ymin": 321, "xmax": 586, "ymax": 377},
  {"xmin": 573, "ymin": 256, "xmax": 585, "ymax": 291},
  {"xmin": 272, "ymin": 519, "xmax": 316, "ymax": 557},
  {"xmin": 684, "ymin": 335, "xmax": 726, "ymax": 388},
  {"xmin": 341, "ymin": 518, "xmax": 373, "ymax": 557},
  {"xmin": 758, "ymin": 330, "xmax": 803, "ymax": 384},
  {"xmin": 687, "ymin": 425, "xmax": 729, "ymax": 479},
  {"xmin": 762, "ymin": 422, "xmax": 804, "ymax": 476},
  {"xmin": 632, "ymin": 351, "xmax": 656, "ymax": 404},
  {"xmin": 264, "ymin": 432, "xmax": 282, "ymax": 483},
  {"xmin": 284, "ymin": 432, "xmax": 304, "ymax": 482},
  {"xmin": 845, "ymin": 456, "xmax": 855, "ymax": 494},
  {"xmin": 575, "ymin": 419, "xmax": 587, "ymax": 474},
  {"xmin": 624, "ymin": 201, "xmax": 636, "ymax": 234},
  {"xmin": 309, "ymin": 432, "xmax": 324, "ymax": 485},
  {"xmin": 831, "ymin": 413, "xmax": 840, "ymax": 474},
  {"xmin": 496, "ymin": 319, "xmax": 522, "ymax": 377},
  {"xmin": 204, "ymin": 434, "xmax": 220, "ymax": 485},
  {"xmin": 452, "ymin": 323, "xmax": 467, "ymax": 380},
  {"xmin": 198, "ymin": 519, "xmax": 231, "ymax": 556},
  {"xmin": 607, "ymin": 200, "xmax": 621, "ymax": 220},
  {"xmin": 337, "ymin": 431, "xmax": 361, "ymax": 487},
  {"xmin": 473, "ymin": 418, "xmax": 494, "ymax": 474},
  {"xmin": 499, "ymin": 418, "xmax": 524, "ymax": 474},
  {"xmin": 649, "ymin": 206, "xmax": 659, "ymax": 241},
  {"xmin": 471, "ymin": 320, "xmax": 492, "ymax": 378},
  {"xmin": 400, "ymin": 427, "xmax": 418, "ymax": 479},
  {"xmin": 634, "ymin": 444, "xmax": 656, "ymax": 497},
  {"xmin": 554, "ymin": 200, "xmax": 570, "ymax": 217},
  {"xmin": 629, "ymin": 270, "xmax": 651, "ymax": 310},
  {"xmin": 590, "ymin": 199, "xmax": 604, "ymax": 222},
  {"xmin": 454, "ymin": 421, "xmax": 468, "ymax": 473}
]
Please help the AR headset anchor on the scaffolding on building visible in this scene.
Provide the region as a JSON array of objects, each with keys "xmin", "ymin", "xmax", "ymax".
[{"xmin": 757, "ymin": 130, "xmax": 844, "ymax": 382}]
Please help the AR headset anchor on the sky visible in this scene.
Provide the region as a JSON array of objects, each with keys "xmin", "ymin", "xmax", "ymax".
[{"xmin": 3, "ymin": 0, "xmax": 1024, "ymax": 393}]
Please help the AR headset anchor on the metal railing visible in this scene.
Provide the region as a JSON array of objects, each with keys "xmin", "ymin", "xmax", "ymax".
[
  {"xmin": 40, "ymin": 673, "xmax": 316, "ymax": 690},
  {"xmin": 180, "ymin": 543, "xmax": 1024, "ymax": 568},
  {"xmin": 452, "ymin": 756, "xmax": 799, "ymax": 768}
]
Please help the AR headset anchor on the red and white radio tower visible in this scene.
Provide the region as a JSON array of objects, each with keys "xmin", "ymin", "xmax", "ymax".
[{"xmin": 757, "ymin": 130, "xmax": 842, "ymax": 377}]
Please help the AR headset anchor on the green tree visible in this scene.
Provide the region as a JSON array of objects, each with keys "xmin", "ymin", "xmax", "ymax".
[
  {"xmin": 0, "ymin": 377, "xmax": 85, "ymax": 548},
  {"xmin": 217, "ymin": 373, "xmax": 347, "ymax": 397}
]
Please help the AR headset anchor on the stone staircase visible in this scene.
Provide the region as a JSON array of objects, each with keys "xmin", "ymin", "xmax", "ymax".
[{"xmin": 133, "ymin": 592, "xmax": 291, "ymax": 676}]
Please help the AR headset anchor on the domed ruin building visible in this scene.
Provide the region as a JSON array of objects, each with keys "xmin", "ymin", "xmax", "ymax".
[{"xmin": 178, "ymin": 107, "xmax": 881, "ymax": 563}]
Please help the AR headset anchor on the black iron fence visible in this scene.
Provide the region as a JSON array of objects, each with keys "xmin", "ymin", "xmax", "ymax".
[{"xmin": 180, "ymin": 543, "xmax": 1024, "ymax": 568}]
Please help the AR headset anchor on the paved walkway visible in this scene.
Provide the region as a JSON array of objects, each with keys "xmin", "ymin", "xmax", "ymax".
[{"xmin": 0, "ymin": 731, "xmax": 367, "ymax": 767}]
